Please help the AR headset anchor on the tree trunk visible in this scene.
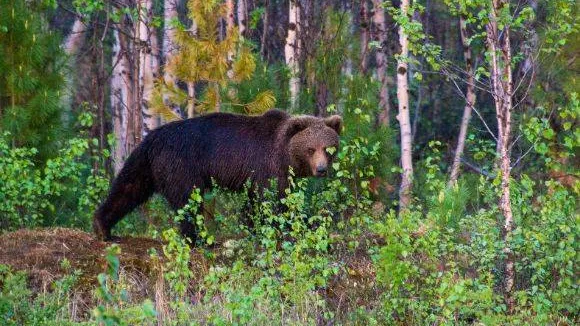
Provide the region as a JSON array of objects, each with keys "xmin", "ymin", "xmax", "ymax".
[
  {"xmin": 285, "ymin": 0, "xmax": 301, "ymax": 111},
  {"xmin": 226, "ymin": 0, "xmax": 235, "ymax": 30},
  {"xmin": 129, "ymin": 13, "xmax": 143, "ymax": 153},
  {"xmin": 448, "ymin": 15, "xmax": 476, "ymax": 185},
  {"xmin": 64, "ymin": 18, "xmax": 87, "ymax": 56},
  {"xmin": 315, "ymin": 82, "xmax": 329, "ymax": 117},
  {"xmin": 111, "ymin": 29, "xmax": 129, "ymax": 175},
  {"xmin": 486, "ymin": 0, "xmax": 515, "ymax": 313},
  {"xmin": 372, "ymin": 0, "xmax": 392, "ymax": 127},
  {"xmin": 187, "ymin": 82, "xmax": 196, "ymax": 118},
  {"xmin": 359, "ymin": 0, "xmax": 369, "ymax": 74},
  {"xmin": 396, "ymin": 0, "xmax": 413, "ymax": 209},
  {"xmin": 163, "ymin": 0, "xmax": 182, "ymax": 117},
  {"xmin": 186, "ymin": 19, "xmax": 198, "ymax": 118},
  {"xmin": 62, "ymin": 17, "xmax": 87, "ymax": 128},
  {"xmin": 138, "ymin": 0, "xmax": 160, "ymax": 136},
  {"xmin": 226, "ymin": 0, "xmax": 236, "ymax": 78},
  {"xmin": 260, "ymin": 0, "xmax": 270, "ymax": 59},
  {"xmin": 237, "ymin": 0, "xmax": 247, "ymax": 37}
]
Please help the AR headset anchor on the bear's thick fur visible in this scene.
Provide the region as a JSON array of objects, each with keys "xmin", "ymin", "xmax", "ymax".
[{"xmin": 93, "ymin": 109, "xmax": 342, "ymax": 241}]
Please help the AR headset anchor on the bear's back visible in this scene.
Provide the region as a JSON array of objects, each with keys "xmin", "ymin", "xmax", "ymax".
[{"xmin": 143, "ymin": 110, "xmax": 291, "ymax": 191}]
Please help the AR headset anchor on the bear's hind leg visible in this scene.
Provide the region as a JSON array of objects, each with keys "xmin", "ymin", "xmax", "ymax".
[{"xmin": 164, "ymin": 189, "xmax": 202, "ymax": 244}]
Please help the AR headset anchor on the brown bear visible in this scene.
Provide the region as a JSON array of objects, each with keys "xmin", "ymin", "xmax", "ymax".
[{"xmin": 93, "ymin": 109, "xmax": 342, "ymax": 241}]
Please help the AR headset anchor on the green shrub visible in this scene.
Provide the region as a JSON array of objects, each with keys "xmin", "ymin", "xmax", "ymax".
[
  {"xmin": 0, "ymin": 131, "xmax": 108, "ymax": 231},
  {"xmin": 0, "ymin": 263, "xmax": 80, "ymax": 325}
]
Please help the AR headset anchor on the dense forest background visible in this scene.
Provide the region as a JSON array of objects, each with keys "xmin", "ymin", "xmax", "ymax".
[{"xmin": 0, "ymin": 0, "xmax": 578, "ymax": 324}]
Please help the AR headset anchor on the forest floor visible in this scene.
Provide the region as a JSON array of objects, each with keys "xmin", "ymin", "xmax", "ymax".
[{"xmin": 0, "ymin": 228, "xmax": 377, "ymax": 319}]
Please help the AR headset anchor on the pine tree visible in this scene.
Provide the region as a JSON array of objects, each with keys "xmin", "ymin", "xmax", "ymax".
[
  {"xmin": 152, "ymin": 0, "xmax": 274, "ymax": 119},
  {"xmin": 0, "ymin": 0, "xmax": 67, "ymax": 161}
]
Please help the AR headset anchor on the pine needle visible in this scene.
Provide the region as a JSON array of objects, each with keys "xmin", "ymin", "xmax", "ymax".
[{"xmin": 244, "ymin": 90, "xmax": 276, "ymax": 114}]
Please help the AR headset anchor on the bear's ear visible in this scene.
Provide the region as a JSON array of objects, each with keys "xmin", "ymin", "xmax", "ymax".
[
  {"xmin": 325, "ymin": 115, "xmax": 343, "ymax": 135},
  {"xmin": 285, "ymin": 116, "xmax": 312, "ymax": 138}
]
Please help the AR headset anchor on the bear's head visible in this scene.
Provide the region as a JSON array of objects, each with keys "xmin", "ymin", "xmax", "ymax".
[{"xmin": 285, "ymin": 115, "xmax": 342, "ymax": 177}]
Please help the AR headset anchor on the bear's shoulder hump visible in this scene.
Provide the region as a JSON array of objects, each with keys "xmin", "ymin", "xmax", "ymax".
[{"xmin": 262, "ymin": 109, "xmax": 290, "ymax": 121}]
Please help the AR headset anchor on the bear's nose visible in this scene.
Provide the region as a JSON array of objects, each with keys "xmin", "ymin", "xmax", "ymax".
[{"xmin": 316, "ymin": 165, "xmax": 327, "ymax": 176}]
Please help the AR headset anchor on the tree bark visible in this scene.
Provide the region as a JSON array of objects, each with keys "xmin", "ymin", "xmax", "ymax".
[
  {"xmin": 138, "ymin": 0, "xmax": 160, "ymax": 136},
  {"xmin": 226, "ymin": 0, "xmax": 235, "ymax": 30},
  {"xmin": 226, "ymin": 0, "xmax": 236, "ymax": 78},
  {"xmin": 64, "ymin": 18, "xmax": 87, "ymax": 56},
  {"xmin": 486, "ymin": 0, "xmax": 515, "ymax": 313},
  {"xmin": 372, "ymin": 0, "xmax": 392, "ymax": 127},
  {"xmin": 163, "ymin": 0, "xmax": 182, "ymax": 117},
  {"xmin": 237, "ymin": 0, "xmax": 247, "ymax": 37},
  {"xmin": 186, "ymin": 19, "xmax": 198, "ymax": 118},
  {"xmin": 129, "ymin": 13, "xmax": 143, "ymax": 153},
  {"xmin": 187, "ymin": 82, "xmax": 196, "ymax": 118},
  {"xmin": 359, "ymin": 0, "xmax": 370, "ymax": 74},
  {"xmin": 448, "ymin": 15, "xmax": 476, "ymax": 185},
  {"xmin": 111, "ymin": 28, "xmax": 129, "ymax": 175},
  {"xmin": 285, "ymin": 0, "xmax": 301, "ymax": 111},
  {"xmin": 260, "ymin": 0, "xmax": 270, "ymax": 59},
  {"xmin": 396, "ymin": 0, "xmax": 413, "ymax": 209}
]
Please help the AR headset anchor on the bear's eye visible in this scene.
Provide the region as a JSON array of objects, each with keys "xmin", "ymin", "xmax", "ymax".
[{"xmin": 307, "ymin": 148, "xmax": 315, "ymax": 156}]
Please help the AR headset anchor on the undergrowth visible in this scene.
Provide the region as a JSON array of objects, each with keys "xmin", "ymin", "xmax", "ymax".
[{"xmin": 0, "ymin": 103, "xmax": 577, "ymax": 325}]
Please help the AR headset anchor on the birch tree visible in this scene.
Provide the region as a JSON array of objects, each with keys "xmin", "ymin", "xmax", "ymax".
[
  {"xmin": 163, "ymin": 0, "xmax": 182, "ymax": 116},
  {"xmin": 237, "ymin": 0, "xmax": 247, "ymax": 37},
  {"xmin": 285, "ymin": 0, "xmax": 301, "ymax": 111},
  {"xmin": 110, "ymin": 26, "xmax": 133, "ymax": 174},
  {"xmin": 372, "ymin": 0, "xmax": 392, "ymax": 127},
  {"xmin": 226, "ymin": 0, "xmax": 235, "ymax": 30},
  {"xmin": 138, "ymin": 0, "xmax": 160, "ymax": 135},
  {"xmin": 396, "ymin": 0, "xmax": 413, "ymax": 208},
  {"xmin": 486, "ymin": 0, "xmax": 515, "ymax": 311},
  {"xmin": 448, "ymin": 15, "xmax": 476, "ymax": 185},
  {"xmin": 187, "ymin": 19, "xmax": 198, "ymax": 118},
  {"xmin": 226, "ymin": 0, "xmax": 236, "ymax": 79}
]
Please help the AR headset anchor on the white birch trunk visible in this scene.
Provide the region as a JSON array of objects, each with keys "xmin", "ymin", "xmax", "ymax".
[
  {"xmin": 111, "ymin": 29, "xmax": 129, "ymax": 175},
  {"xmin": 138, "ymin": 0, "xmax": 160, "ymax": 136},
  {"xmin": 486, "ymin": 0, "xmax": 515, "ymax": 312},
  {"xmin": 396, "ymin": 0, "xmax": 413, "ymax": 209},
  {"xmin": 372, "ymin": 0, "xmax": 392, "ymax": 126},
  {"xmin": 226, "ymin": 0, "xmax": 235, "ymax": 30},
  {"xmin": 186, "ymin": 19, "xmax": 198, "ymax": 118},
  {"xmin": 226, "ymin": 0, "xmax": 236, "ymax": 79},
  {"xmin": 163, "ymin": 0, "xmax": 182, "ymax": 117},
  {"xmin": 285, "ymin": 0, "xmax": 301, "ymax": 111},
  {"xmin": 62, "ymin": 17, "xmax": 87, "ymax": 127},
  {"xmin": 187, "ymin": 82, "xmax": 196, "ymax": 118},
  {"xmin": 237, "ymin": 0, "xmax": 247, "ymax": 37},
  {"xmin": 449, "ymin": 15, "xmax": 476, "ymax": 185}
]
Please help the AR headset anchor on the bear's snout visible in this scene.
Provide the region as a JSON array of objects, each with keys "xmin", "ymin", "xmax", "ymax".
[{"xmin": 315, "ymin": 165, "xmax": 328, "ymax": 177}]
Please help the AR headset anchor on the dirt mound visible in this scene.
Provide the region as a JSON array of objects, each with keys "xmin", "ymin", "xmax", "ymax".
[
  {"xmin": 0, "ymin": 228, "xmax": 216, "ymax": 320},
  {"xmin": 0, "ymin": 228, "xmax": 167, "ymax": 291},
  {"xmin": 0, "ymin": 228, "xmax": 378, "ymax": 321}
]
